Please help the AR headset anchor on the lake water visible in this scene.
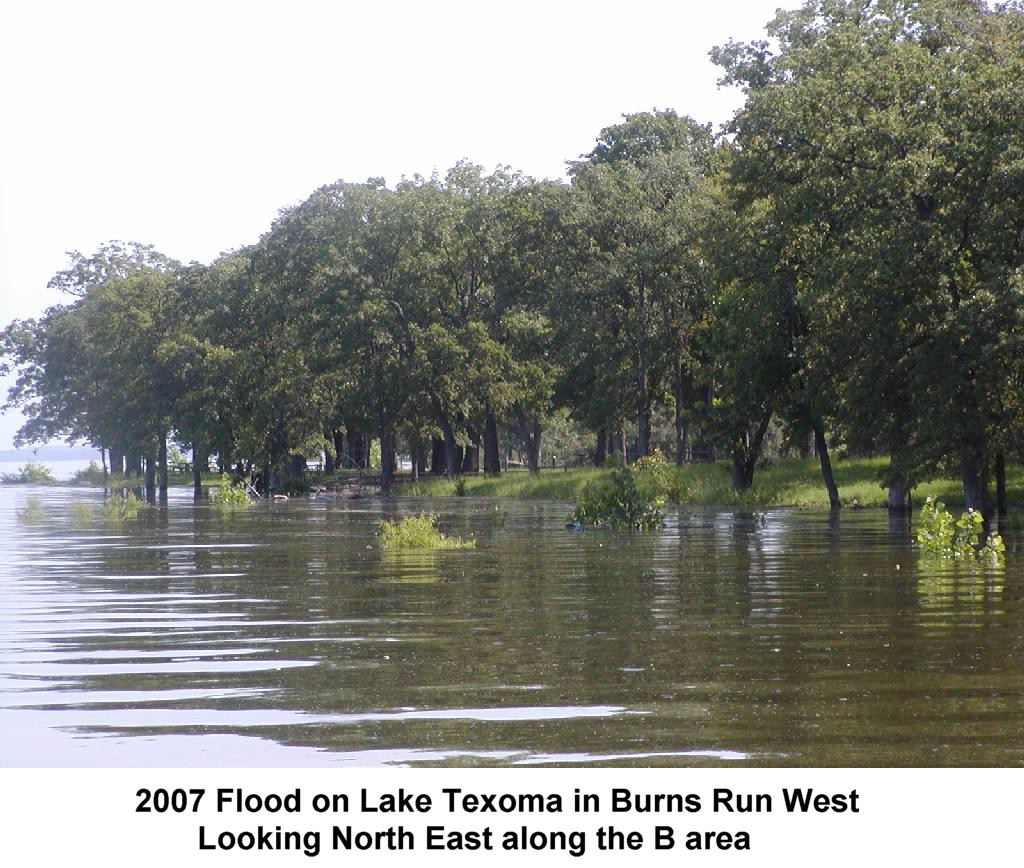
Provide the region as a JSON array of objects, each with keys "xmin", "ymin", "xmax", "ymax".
[{"xmin": 1, "ymin": 484, "xmax": 1021, "ymax": 767}]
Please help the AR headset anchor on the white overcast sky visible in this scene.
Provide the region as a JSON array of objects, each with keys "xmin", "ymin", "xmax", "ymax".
[{"xmin": 0, "ymin": 0, "xmax": 795, "ymax": 449}]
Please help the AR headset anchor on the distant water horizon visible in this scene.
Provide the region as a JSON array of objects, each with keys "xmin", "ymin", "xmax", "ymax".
[{"xmin": 0, "ymin": 444, "xmax": 100, "ymax": 463}]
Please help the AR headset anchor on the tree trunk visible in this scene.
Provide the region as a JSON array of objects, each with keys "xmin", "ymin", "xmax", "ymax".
[
  {"xmin": 995, "ymin": 452, "xmax": 1007, "ymax": 517},
  {"xmin": 813, "ymin": 423, "xmax": 841, "ymax": 510},
  {"xmin": 609, "ymin": 427, "xmax": 626, "ymax": 463},
  {"xmin": 439, "ymin": 413, "xmax": 461, "ymax": 478},
  {"xmin": 379, "ymin": 423, "xmax": 396, "ymax": 494},
  {"xmin": 192, "ymin": 445, "xmax": 204, "ymax": 500},
  {"xmin": 157, "ymin": 434, "xmax": 169, "ymax": 500},
  {"xmin": 692, "ymin": 385, "xmax": 714, "ymax": 461},
  {"xmin": 887, "ymin": 478, "xmax": 911, "ymax": 512},
  {"xmin": 332, "ymin": 430, "xmax": 345, "ymax": 470},
  {"xmin": 347, "ymin": 429, "xmax": 366, "ymax": 471},
  {"xmin": 144, "ymin": 453, "xmax": 156, "ymax": 501},
  {"xmin": 100, "ymin": 447, "xmax": 108, "ymax": 483},
  {"xmin": 594, "ymin": 426, "xmax": 607, "ymax": 467},
  {"xmin": 408, "ymin": 431, "xmax": 421, "ymax": 483},
  {"xmin": 675, "ymin": 419, "xmax": 688, "ymax": 467},
  {"xmin": 730, "ymin": 409, "xmax": 771, "ymax": 492},
  {"xmin": 515, "ymin": 408, "xmax": 543, "ymax": 473},
  {"xmin": 637, "ymin": 400, "xmax": 652, "ymax": 458},
  {"xmin": 462, "ymin": 428, "xmax": 480, "ymax": 474},
  {"xmin": 961, "ymin": 447, "xmax": 992, "ymax": 519},
  {"xmin": 430, "ymin": 437, "xmax": 446, "ymax": 475},
  {"xmin": 483, "ymin": 405, "xmax": 501, "ymax": 476},
  {"xmin": 323, "ymin": 443, "xmax": 335, "ymax": 475}
]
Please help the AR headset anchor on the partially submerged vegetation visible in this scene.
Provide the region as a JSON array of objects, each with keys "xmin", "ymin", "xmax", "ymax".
[
  {"xmin": 1, "ymin": 462, "xmax": 56, "ymax": 484},
  {"xmin": 915, "ymin": 498, "xmax": 1004, "ymax": 563},
  {"xmin": 571, "ymin": 451, "xmax": 672, "ymax": 529},
  {"xmin": 210, "ymin": 474, "xmax": 252, "ymax": 509},
  {"xmin": 16, "ymin": 496, "xmax": 45, "ymax": 523},
  {"xmin": 102, "ymin": 491, "xmax": 145, "ymax": 521},
  {"xmin": 378, "ymin": 514, "xmax": 475, "ymax": 551}
]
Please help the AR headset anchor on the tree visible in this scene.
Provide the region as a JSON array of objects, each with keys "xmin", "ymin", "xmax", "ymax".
[{"xmin": 714, "ymin": 0, "xmax": 1024, "ymax": 516}]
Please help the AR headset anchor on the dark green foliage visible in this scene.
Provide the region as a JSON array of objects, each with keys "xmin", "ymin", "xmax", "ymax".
[{"xmin": 572, "ymin": 465, "xmax": 665, "ymax": 530}]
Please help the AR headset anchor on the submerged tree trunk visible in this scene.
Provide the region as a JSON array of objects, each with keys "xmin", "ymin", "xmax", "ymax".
[
  {"xmin": 730, "ymin": 409, "xmax": 772, "ymax": 492},
  {"xmin": 594, "ymin": 426, "xmax": 607, "ymax": 467},
  {"xmin": 483, "ymin": 406, "xmax": 501, "ymax": 476},
  {"xmin": 813, "ymin": 424, "xmax": 841, "ymax": 510},
  {"xmin": 157, "ymin": 434, "xmax": 169, "ymax": 500},
  {"xmin": 192, "ymin": 445, "xmax": 204, "ymax": 500},
  {"xmin": 144, "ymin": 453, "xmax": 156, "ymax": 501}
]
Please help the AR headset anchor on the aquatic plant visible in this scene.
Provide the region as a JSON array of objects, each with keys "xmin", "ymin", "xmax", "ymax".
[
  {"xmin": 69, "ymin": 502, "xmax": 94, "ymax": 524},
  {"xmin": 2, "ymin": 462, "xmax": 57, "ymax": 484},
  {"xmin": 915, "ymin": 497, "xmax": 1004, "ymax": 562},
  {"xmin": 103, "ymin": 491, "xmax": 145, "ymax": 521},
  {"xmin": 571, "ymin": 465, "xmax": 665, "ymax": 530},
  {"xmin": 17, "ymin": 496, "xmax": 45, "ymax": 523},
  {"xmin": 378, "ymin": 513, "xmax": 475, "ymax": 550},
  {"xmin": 210, "ymin": 474, "xmax": 251, "ymax": 509}
]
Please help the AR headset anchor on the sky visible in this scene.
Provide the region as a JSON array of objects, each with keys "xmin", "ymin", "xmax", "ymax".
[{"xmin": 0, "ymin": 0, "xmax": 796, "ymax": 450}]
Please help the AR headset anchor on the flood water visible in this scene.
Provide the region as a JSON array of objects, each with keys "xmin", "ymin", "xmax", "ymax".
[{"xmin": 1, "ymin": 485, "xmax": 1022, "ymax": 767}]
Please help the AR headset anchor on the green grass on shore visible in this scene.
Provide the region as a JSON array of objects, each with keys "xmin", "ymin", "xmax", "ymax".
[{"xmin": 396, "ymin": 457, "xmax": 1023, "ymax": 510}]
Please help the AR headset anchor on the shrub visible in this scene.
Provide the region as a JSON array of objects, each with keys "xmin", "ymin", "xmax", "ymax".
[
  {"xmin": 378, "ymin": 513, "xmax": 475, "ymax": 550},
  {"xmin": 17, "ymin": 496, "xmax": 45, "ymax": 523},
  {"xmin": 103, "ymin": 491, "xmax": 145, "ymax": 521},
  {"xmin": 69, "ymin": 502, "xmax": 94, "ymax": 524},
  {"xmin": 71, "ymin": 460, "xmax": 106, "ymax": 485},
  {"xmin": 2, "ymin": 462, "xmax": 56, "ymax": 484},
  {"xmin": 211, "ymin": 474, "xmax": 251, "ymax": 509},
  {"xmin": 915, "ymin": 497, "xmax": 1004, "ymax": 562},
  {"xmin": 572, "ymin": 465, "xmax": 665, "ymax": 530}
]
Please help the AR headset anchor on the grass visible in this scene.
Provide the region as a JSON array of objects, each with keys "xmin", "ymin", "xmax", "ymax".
[
  {"xmin": 378, "ymin": 513, "xmax": 476, "ymax": 550},
  {"xmin": 396, "ymin": 457, "xmax": 1024, "ymax": 511}
]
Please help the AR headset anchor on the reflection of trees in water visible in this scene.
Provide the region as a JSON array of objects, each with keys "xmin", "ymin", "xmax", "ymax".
[{"xmin": 7, "ymin": 489, "xmax": 1024, "ymax": 765}]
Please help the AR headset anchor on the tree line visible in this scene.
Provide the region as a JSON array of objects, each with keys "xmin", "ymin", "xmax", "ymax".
[{"xmin": 3, "ymin": 0, "xmax": 1023, "ymax": 518}]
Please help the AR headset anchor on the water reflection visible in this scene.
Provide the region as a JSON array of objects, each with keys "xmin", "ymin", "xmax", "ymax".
[{"xmin": 1, "ymin": 485, "xmax": 1022, "ymax": 767}]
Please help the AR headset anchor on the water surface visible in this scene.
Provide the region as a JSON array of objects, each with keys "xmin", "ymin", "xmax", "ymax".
[{"xmin": 1, "ymin": 485, "xmax": 1021, "ymax": 766}]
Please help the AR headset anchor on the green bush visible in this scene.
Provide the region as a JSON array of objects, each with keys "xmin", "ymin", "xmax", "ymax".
[
  {"xmin": 103, "ymin": 491, "xmax": 145, "ymax": 521},
  {"xmin": 2, "ymin": 462, "xmax": 56, "ymax": 484},
  {"xmin": 915, "ymin": 497, "xmax": 1004, "ymax": 562},
  {"xmin": 17, "ymin": 496, "xmax": 46, "ymax": 523},
  {"xmin": 572, "ymin": 465, "xmax": 665, "ymax": 530},
  {"xmin": 211, "ymin": 474, "xmax": 251, "ymax": 509},
  {"xmin": 378, "ymin": 513, "xmax": 475, "ymax": 550},
  {"xmin": 71, "ymin": 460, "xmax": 106, "ymax": 485}
]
